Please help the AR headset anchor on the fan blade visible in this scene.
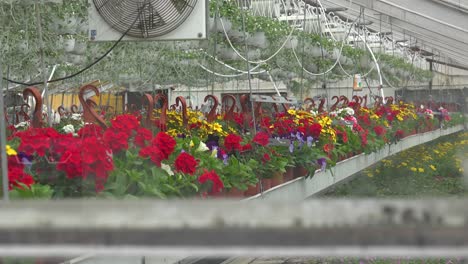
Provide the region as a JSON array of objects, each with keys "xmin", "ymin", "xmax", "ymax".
[{"xmin": 170, "ymin": 0, "xmax": 191, "ymax": 14}]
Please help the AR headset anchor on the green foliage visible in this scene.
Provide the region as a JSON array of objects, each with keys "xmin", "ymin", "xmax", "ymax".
[{"xmin": 9, "ymin": 184, "xmax": 53, "ymax": 199}]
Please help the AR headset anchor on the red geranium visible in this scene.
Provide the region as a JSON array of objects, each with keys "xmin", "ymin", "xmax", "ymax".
[
  {"xmin": 174, "ymin": 152, "xmax": 198, "ymax": 175},
  {"xmin": 261, "ymin": 153, "xmax": 271, "ymax": 164},
  {"xmin": 395, "ymin": 129, "xmax": 404, "ymax": 139},
  {"xmin": 134, "ymin": 127, "xmax": 153, "ymax": 148},
  {"xmin": 104, "ymin": 129, "xmax": 129, "ymax": 152},
  {"xmin": 139, "ymin": 145, "xmax": 164, "ymax": 167},
  {"xmin": 110, "ymin": 114, "xmax": 139, "ymax": 135},
  {"xmin": 152, "ymin": 132, "xmax": 176, "ymax": 160},
  {"xmin": 224, "ymin": 134, "xmax": 242, "ymax": 152},
  {"xmin": 7, "ymin": 156, "xmax": 35, "ymax": 190},
  {"xmin": 309, "ymin": 123, "xmax": 322, "ymax": 139},
  {"xmin": 14, "ymin": 128, "xmax": 60, "ymax": 157},
  {"xmin": 373, "ymin": 125, "xmax": 386, "ymax": 137},
  {"xmin": 241, "ymin": 143, "xmax": 252, "ymax": 152},
  {"xmin": 198, "ymin": 169, "xmax": 224, "ymax": 195},
  {"xmin": 253, "ymin": 131, "xmax": 269, "ymax": 146}
]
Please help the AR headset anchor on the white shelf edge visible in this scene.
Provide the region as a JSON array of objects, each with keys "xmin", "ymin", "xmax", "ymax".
[{"xmin": 248, "ymin": 125, "xmax": 465, "ymax": 201}]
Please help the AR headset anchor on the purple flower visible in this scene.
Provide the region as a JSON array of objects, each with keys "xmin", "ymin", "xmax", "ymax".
[
  {"xmin": 317, "ymin": 158, "xmax": 327, "ymax": 172},
  {"xmin": 206, "ymin": 140, "xmax": 218, "ymax": 151},
  {"xmin": 18, "ymin": 152, "xmax": 33, "ymax": 169},
  {"xmin": 223, "ymin": 154, "xmax": 229, "ymax": 165},
  {"xmin": 307, "ymin": 136, "xmax": 314, "ymax": 147},
  {"xmin": 177, "ymin": 134, "xmax": 186, "ymax": 138}
]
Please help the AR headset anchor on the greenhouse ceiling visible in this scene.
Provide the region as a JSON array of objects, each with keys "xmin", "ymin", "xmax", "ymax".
[{"xmin": 317, "ymin": 0, "xmax": 468, "ymax": 69}]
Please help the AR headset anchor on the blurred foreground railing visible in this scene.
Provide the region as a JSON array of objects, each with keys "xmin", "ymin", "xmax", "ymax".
[{"xmin": 1, "ymin": 199, "xmax": 468, "ymax": 258}]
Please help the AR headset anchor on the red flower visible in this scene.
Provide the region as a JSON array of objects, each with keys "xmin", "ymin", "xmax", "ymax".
[
  {"xmin": 152, "ymin": 132, "xmax": 176, "ymax": 160},
  {"xmin": 198, "ymin": 170, "xmax": 224, "ymax": 195},
  {"xmin": 323, "ymin": 143, "xmax": 333, "ymax": 154},
  {"xmin": 337, "ymin": 129, "xmax": 348, "ymax": 143},
  {"xmin": 174, "ymin": 152, "xmax": 198, "ymax": 175},
  {"xmin": 104, "ymin": 129, "xmax": 129, "ymax": 152},
  {"xmin": 309, "ymin": 123, "xmax": 322, "ymax": 139},
  {"xmin": 253, "ymin": 131, "xmax": 269, "ymax": 146},
  {"xmin": 7, "ymin": 156, "xmax": 35, "ymax": 190},
  {"xmin": 241, "ymin": 143, "xmax": 252, "ymax": 152},
  {"xmin": 395, "ymin": 129, "xmax": 404, "ymax": 139},
  {"xmin": 139, "ymin": 146, "xmax": 164, "ymax": 167},
  {"xmin": 110, "ymin": 114, "xmax": 139, "ymax": 135},
  {"xmin": 261, "ymin": 153, "xmax": 271, "ymax": 164},
  {"xmin": 14, "ymin": 128, "xmax": 60, "ymax": 157},
  {"xmin": 134, "ymin": 127, "xmax": 153, "ymax": 148},
  {"xmin": 224, "ymin": 134, "xmax": 242, "ymax": 152},
  {"xmin": 373, "ymin": 126, "xmax": 386, "ymax": 137}
]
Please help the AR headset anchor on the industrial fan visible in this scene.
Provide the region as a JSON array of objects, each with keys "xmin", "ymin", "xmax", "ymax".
[{"xmin": 88, "ymin": 0, "xmax": 207, "ymax": 41}]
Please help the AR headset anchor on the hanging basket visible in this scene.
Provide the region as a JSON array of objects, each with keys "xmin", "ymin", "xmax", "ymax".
[
  {"xmin": 304, "ymin": 63, "xmax": 318, "ymax": 73},
  {"xmin": 257, "ymin": 72, "xmax": 271, "ymax": 81},
  {"xmin": 208, "ymin": 17, "xmax": 232, "ymax": 33},
  {"xmin": 227, "ymin": 29, "xmax": 247, "ymax": 42},
  {"xmin": 64, "ymin": 37, "xmax": 76, "ymax": 53},
  {"xmin": 284, "ymin": 36, "xmax": 299, "ymax": 49},
  {"xmin": 247, "ymin": 49, "xmax": 262, "ymax": 60},
  {"xmin": 304, "ymin": 44, "xmax": 323, "ymax": 57},
  {"xmin": 72, "ymin": 40, "xmax": 87, "ymax": 55},
  {"xmin": 246, "ymin": 32, "xmax": 269, "ymax": 49},
  {"xmin": 217, "ymin": 47, "xmax": 240, "ymax": 61},
  {"xmin": 67, "ymin": 54, "xmax": 86, "ymax": 65},
  {"xmin": 339, "ymin": 55, "xmax": 352, "ymax": 66}
]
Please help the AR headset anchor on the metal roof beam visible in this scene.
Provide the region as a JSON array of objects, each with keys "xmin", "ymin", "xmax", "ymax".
[{"xmin": 319, "ymin": 0, "xmax": 468, "ymax": 64}]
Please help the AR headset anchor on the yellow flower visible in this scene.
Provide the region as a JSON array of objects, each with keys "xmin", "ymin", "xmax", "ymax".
[
  {"xmin": 418, "ymin": 168, "xmax": 424, "ymax": 173},
  {"xmin": 430, "ymin": 165, "xmax": 437, "ymax": 171},
  {"xmin": 401, "ymin": 162, "xmax": 408, "ymax": 167},
  {"xmin": 433, "ymin": 150, "xmax": 440, "ymax": 154},
  {"xmin": 212, "ymin": 123, "xmax": 223, "ymax": 133},
  {"xmin": 410, "ymin": 167, "xmax": 417, "ymax": 172},
  {"xmin": 190, "ymin": 117, "xmax": 199, "ymax": 124},
  {"xmin": 189, "ymin": 140, "xmax": 195, "ymax": 148},
  {"xmin": 6, "ymin": 145, "xmax": 17, "ymax": 156}
]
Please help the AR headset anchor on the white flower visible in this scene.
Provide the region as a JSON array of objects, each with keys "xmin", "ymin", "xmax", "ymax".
[
  {"xmin": 62, "ymin": 124, "xmax": 75, "ymax": 134},
  {"xmin": 52, "ymin": 111, "xmax": 61, "ymax": 125},
  {"xmin": 196, "ymin": 141, "xmax": 209, "ymax": 152},
  {"xmin": 14, "ymin": 121, "xmax": 30, "ymax": 129},
  {"xmin": 71, "ymin": 113, "xmax": 82, "ymax": 121},
  {"xmin": 310, "ymin": 110, "xmax": 318, "ymax": 116},
  {"xmin": 161, "ymin": 163, "xmax": 174, "ymax": 176},
  {"xmin": 344, "ymin": 107, "xmax": 355, "ymax": 116}
]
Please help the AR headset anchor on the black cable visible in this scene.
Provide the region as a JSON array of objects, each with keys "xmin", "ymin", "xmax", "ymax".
[{"xmin": 2, "ymin": 1, "xmax": 147, "ymax": 87}]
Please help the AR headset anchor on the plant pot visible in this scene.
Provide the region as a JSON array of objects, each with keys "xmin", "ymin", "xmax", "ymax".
[
  {"xmin": 244, "ymin": 184, "xmax": 258, "ymax": 196},
  {"xmin": 283, "ymin": 167, "xmax": 294, "ymax": 182},
  {"xmin": 256, "ymin": 178, "xmax": 272, "ymax": 193},
  {"xmin": 294, "ymin": 166, "xmax": 308, "ymax": 178},
  {"xmin": 225, "ymin": 187, "xmax": 244, "ymax": 198},
  {"xmin": 271, "ymin": 172, "xmax": 284, "ymax": 187}
]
